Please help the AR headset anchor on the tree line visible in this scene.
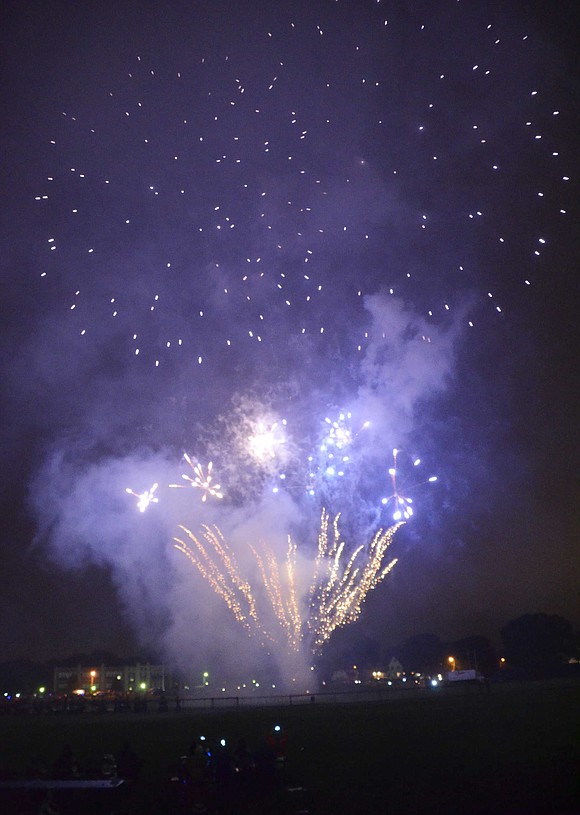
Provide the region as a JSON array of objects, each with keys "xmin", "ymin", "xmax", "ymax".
[
  {"xmin": 0, "ymin": 612, "xmax": 578, "ymax": 693},
  {"xmin": 320, "ymin": 612, "xmax": 580, "ymax": 679}
]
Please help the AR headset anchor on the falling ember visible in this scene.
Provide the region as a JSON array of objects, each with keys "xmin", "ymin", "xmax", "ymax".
[
  {"xmin": 307, "ymin": 510, "xmax": 400, "ymax": 651},
  {"xmin": 173, "ymin": 524, "xmax": 265, "ymax": 637},
  {"xmin": 125, "ymin": 482, "xmax": 159, "ymax": 512},
  {"xmin": 169, "ymin": 454, "xmax": 223, "ymax": 502},
  {"xmin": 174, "ymin": 510, "xmax": 401, "ymax": 655}
]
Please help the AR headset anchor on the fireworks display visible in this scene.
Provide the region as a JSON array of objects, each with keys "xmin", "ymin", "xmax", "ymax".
[
  {"xmin": 8, "ymin": 1, "xmax": 577, "ymax": 672},
  {"xmin": 174, "ymin": 510, "xmax": 401, "ymax": 656}
]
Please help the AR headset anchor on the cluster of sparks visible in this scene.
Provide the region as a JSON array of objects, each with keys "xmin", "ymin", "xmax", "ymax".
[
  {"xmin": 382, "ymin": 448, "xmax": 438, "ymax": 521},
  {"xmin": 125, "ymin": 483, "xmax": 159, "ymax": 513},
  {"xmin": 307, "ymin": 510, "xmax": 400, "ymax": 651},
  {"xmin": 247, "ymin": 421, "xmax": 287, "ymax": 463},
  {"xmin": 310, "ymin": 413, "xmax": 371, "ymax": 486},
  {"xmin": 125, "ymin": 422, "xmax": 438, "ymax": 519},
  {"xmin": 33, "ymin": 5, "xmax": 571, "ymax": 370},
  {"xmin": 169, "ymin": 453, "xmax": 223, "ymax": 502},
  {"xmin": 173, "ymin": 510, "xmax": 401, "ymax": 655}
]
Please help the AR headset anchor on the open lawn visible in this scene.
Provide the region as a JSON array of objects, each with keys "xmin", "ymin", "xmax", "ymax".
[{"xmin": 0, "ymin": 681, "xmax": 578, "ymax": 814}]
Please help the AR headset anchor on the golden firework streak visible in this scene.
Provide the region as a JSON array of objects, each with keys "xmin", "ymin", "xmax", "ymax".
[{"xmin": 174, "ymin": 511, "xmax": 402, "ymax": 654}]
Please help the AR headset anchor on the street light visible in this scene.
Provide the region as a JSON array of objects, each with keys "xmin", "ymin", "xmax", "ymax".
[{"xmin": 448, "ymin": 656, "xmax": 456, "ymax": 672}]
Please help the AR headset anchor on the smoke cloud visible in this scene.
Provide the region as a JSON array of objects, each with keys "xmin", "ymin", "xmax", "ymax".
[{"xmin": 26, "ymin": 292, "xmax": 463, "ymax": 686}]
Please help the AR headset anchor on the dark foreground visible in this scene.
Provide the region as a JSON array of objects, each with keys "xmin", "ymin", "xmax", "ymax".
[{"xmin": 0, "ymin": 680, "xmax": 578, "ymax": 814}]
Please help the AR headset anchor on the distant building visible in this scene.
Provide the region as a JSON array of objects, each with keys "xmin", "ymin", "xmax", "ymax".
[
  {"xmin": 53, "ymin": 663, "xmax": 169, "ymax": 694},
  {"xmin": 386, "ymin": 657, "xmax": 404, "ymax": 679}
]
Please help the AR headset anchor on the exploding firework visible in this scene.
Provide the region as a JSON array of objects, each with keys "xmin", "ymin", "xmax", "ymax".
[
  {"xmin": 247, "ymin": 420, "xmax": 287, "ymax": 464},
  {"xmin": 173, "ymin": 509, "xmax": 401, "ymax": 655},
  {"xmin": 382, "ymin": 448, "xmax": 437, "ymax": 521},
  {"xmin": 307, "ymin": 509, "xmax": 400, "ymax": 651},
  {"xmin": 322, "ymin": 413, "xmax": 370, "ymax": 452},
  {"xmin": 125, "ymin": 482, "xmax": 159, "ymax": 512},
  {"xmin": 169, "ymin": 454, "xmax": 223, "ymax": 502},
  {"xmin": 304, "ymin": 412, "xmax": 372, "ymax": 497}
]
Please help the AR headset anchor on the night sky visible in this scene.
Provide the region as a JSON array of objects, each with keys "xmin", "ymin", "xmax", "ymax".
[{"xmin": 1, "ymin": 0, "xmax": 578, "ymax": 674}]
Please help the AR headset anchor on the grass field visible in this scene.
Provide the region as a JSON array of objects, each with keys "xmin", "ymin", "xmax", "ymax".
[{"xmin": 1, "ymin": 681, "xmax": 578, "ymax": 814}]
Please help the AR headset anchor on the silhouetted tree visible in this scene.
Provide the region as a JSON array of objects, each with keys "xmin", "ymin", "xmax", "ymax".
[
  {"xmin": 318, "ymin": 630, "xmax": 380, "ymax": 674},
  {"xmin": 447, "ymin": 635, "xmax": 496, "ymax": 675},
  {"xmin": 501, "ymin": 613, "xmax": 574, "ymax": 677}
]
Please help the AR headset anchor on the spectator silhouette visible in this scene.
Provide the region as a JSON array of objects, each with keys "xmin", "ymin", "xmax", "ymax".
[
  {"xmin": 116, "ymin": 740, "xmax": 142, "ymax": 781},
  {"xmin": 52, "ymin": 744, "xmax": 78, "ymax": 779}
]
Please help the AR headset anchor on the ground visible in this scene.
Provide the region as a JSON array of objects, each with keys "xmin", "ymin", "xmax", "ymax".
[{"xmin": 0, "ymin": 680, "xmax": 578, "ymax": 814}]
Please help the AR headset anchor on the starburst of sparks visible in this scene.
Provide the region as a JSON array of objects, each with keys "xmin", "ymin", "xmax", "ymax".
[
  {"xmin": 382, "ymin": 448, "xmax": 437, "ymax": 521},
  {"xmin": 173, "ymin": 509, "xmax": 401, "ymax": 655},
  {"xmin": 247, "ymin": 421, "xmax": 287, "ymax": 463},
  {"xmin": 309, "ymin": 412, "xmax": 371, "ymax": 485},
  {"xmin": 125, "ymin": 482, "xmax": 159, "ymax": 512},
  {"xmin": 322, "ymin": 413, "xmax": 370, "ymax": 451},
  {"xmin": 169, "ymin": 454, "xmax": 223, "ymax": 502}
]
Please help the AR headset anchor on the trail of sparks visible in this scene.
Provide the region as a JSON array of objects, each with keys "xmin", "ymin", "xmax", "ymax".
[
  {"xmin": 174, "ymin": 509, "xmax": 401, "ymax": 655},
  {"xmin": 173, "ymin": 524, "xmax": 268, "ymax": 641},
  {"xmin": 250, "ymin": 538, "xmax": 302, "ymax": 652},
  {"xmin": 308, "ymin": 509, "xmax": 401, "ymax": 651}
]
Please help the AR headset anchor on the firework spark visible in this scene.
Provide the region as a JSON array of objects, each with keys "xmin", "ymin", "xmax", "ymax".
[
  {"xmin": 125, "ymin": 482, "xmax": 159, "ymax": 512},
  {"xmin": 322, "ymin": 413, "xmax": 370, "ymax": 451},
  {"xmin": 173, "ymin": 524, "xmax": 271, "ymax": 643},
  {"xmin": 170, "ymin": 454, "xmax": 223, "ymax": 502},
  {"xmin": 307, "ymin": 412, "xmax": 372, "ymax": 488},
  {"xmin": 174, "ymin": 510, "xmax": 401, "ymax": 655},
  {"xmin": 247, "ymin": 421, "xmax": 287, "ymax": 463},
  {"xmin": 306, "ymin": 510, "xmax": 400, "ymax": 651},
  {"xmin": 382, "ymin": 448, "xmax": 437, "ymax": 521},
  {"xmin": 250, "ymin": 538, "xmax": 303, "ymax": 652}
]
